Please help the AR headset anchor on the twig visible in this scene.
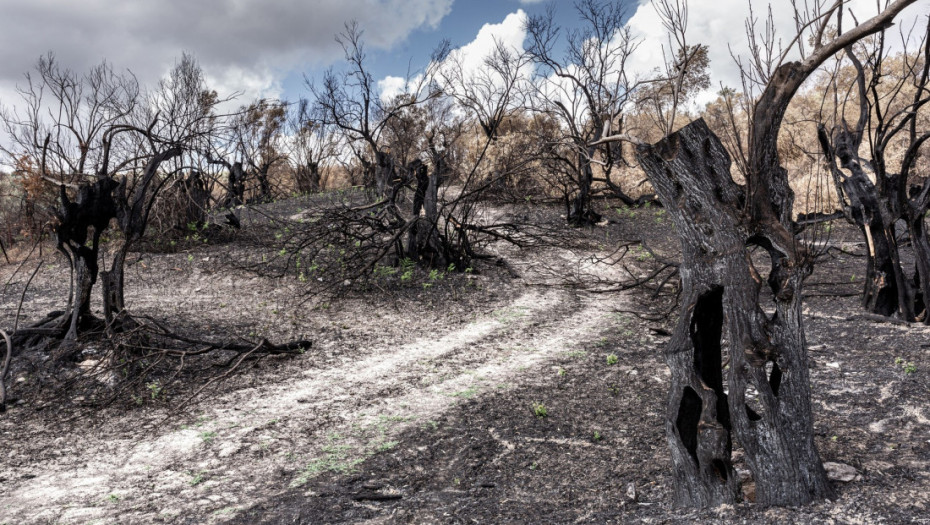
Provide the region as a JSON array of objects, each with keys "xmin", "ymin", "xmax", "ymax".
[
  {"xmin": 844, "ymin": 313, "xmax": 911, "ymax": 325},
  {"xmin": 173, "ymin": 340, "xmax": 265, "ymax": 412},
  {"xmin": 15, "ymin": 261, "xmax": 43, "ymax": 334},
  {"xmin": 0, "ymin": 237, "xmax": 9, "ymax": 264}
]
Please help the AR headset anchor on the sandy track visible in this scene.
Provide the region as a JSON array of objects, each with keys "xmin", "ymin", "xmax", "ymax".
[{"xmin": 0, "ymin": 280, "xmax": 628, "ymax": 524}]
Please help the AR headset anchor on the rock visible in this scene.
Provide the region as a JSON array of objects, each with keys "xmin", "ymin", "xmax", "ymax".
[
  {"xmin": 625, "ymin": 482, "xmax": 637, "ymax": 501},
  {"xmin": 78, "ymin": 359, "xmax": 100, "ymax": 371},
  {"xmin": 824, "ymin": 461, "xmax": 859, "ymax": 482},
  {"xmin": 217, "ymin": 443, "xmax": 241, "ymax": 458}
]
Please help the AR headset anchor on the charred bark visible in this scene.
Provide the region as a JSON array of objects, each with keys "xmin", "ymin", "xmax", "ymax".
[
  {"xmin": 907, "ymin": 207, "xmax": 930, "ymax": 324},
  {"xmin": 53, "ymin": 179, "xmax": 120, "ymax": 341},
  {"xmin": 567, "ymin": 149, "xmax": 602, "ymax": 226},
  {"xmin": 296, "ymin": 161, "xmax": 322, "ymax": 194},
  {"xmin": 819, "ymin": 125, "xmax": 913, "ymax": 319},
  {"xmin": 637, "ymin": 119, "xmax": 831, "ymax": 507},
  {"xmin": 225, "ymin": 161, "xmax": 246, "ymax": 208}
]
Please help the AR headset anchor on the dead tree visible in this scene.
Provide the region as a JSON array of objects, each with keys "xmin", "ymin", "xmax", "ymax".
[
  {"xmin": 6, "ymin": 55, "xmax": 214, "ymax": 343},
  {"xmin": 601, "ymin": 0, "xmax": 919, "ymax": 508},
  {"xmin": 818, "ymin": 15, "xmax": 930, "ymax": 321},
  {"xmin": 288, "ymin": 99, "xmax": 339, "ymax": 194},
  {"xmin": 313, "ymin": 23, "xmax": 444, "ymax": 201},
  {"xmin": 524, "ymin": 0, "xmax": 643, "ymax": 225}
]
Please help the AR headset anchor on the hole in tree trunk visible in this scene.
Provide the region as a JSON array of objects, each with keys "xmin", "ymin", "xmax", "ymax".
[
  {"xmin": 767, "ymin": 360, "xmax": 782, "ymax": 396},
  {"xmin": 712, "ymin": 459, "xmax": 729, "ymax": 482},
  {"xmin": 676, "ymin": 386, "xmax": 702, "ymax": 465},
  {"xmin": 690, "ymin": 287, "xmax": 730, "ymax": 431}
]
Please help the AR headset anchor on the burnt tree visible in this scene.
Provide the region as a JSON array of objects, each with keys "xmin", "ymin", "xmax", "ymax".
[
  {"xmin": 818, "ymin": 16, "xmax": 930, "ymax": 321},
  {"xmin": 524, "ymin": 0, "xmax": 642, "ymax": 226},
  {"xmin": 626, "ymin": 0, "xmax": 918, "ymax": 508}
]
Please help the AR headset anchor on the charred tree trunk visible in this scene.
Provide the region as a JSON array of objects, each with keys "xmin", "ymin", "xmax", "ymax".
[
  {"xmin": 637, "ymin": 119, "xmax": 831, "ymax": 507},
  {"xmin": 225, "ymin": 161, "xmax": 246, "ymax": 208},
  {"xmin": 104, "ymin": 147, "xmax": 183, "ymax": 327},
  {"xmin": 166, "ymin": 170, "xmax": 210, "ymax": 230},
  {"xmin": 839, "ymin": 178, "xmax": 902, "ymax": 317},
  {"xmin": 406, "ymin": 160, "xmax": 429, "ymax": 262},
  {"xmin": 818, "ymin": 125, "xmax": 912, "ymax": 319},
  {"xmin": 567, "ymin": 149, "xmax": 602, "ymax": 226},
  {"xmin": 54, "ymin": 179, "xmax": 120, "ymax": 342},
  {"xmin": 374, "ymin": 151, "xmax": 396, "ymax": 200},
  {"xmin": 405, "ymin": 157, "xmax": 446, "ymax": 267},
  {"xmin": 907, "ymin": 211, "xmax": 930, "ymax": 322},
  {"xmin": 296, "ymin": 161, "xmax": 321, "ymax": 194},
  {"xmin": 100, "ymin": 251, "xmax": 126, "ymax": 324},
  {"xmin": 254, "ymin": 163, "xmax": 273, "ymax": 203}
]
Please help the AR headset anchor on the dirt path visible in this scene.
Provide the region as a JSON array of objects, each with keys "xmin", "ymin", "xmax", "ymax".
[{"xmin": 0, "ymin": 278, "xmax": 629, "ymax": 523}]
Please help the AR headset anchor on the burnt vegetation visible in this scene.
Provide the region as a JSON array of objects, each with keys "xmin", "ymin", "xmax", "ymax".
[{"xmin": 0, "ymin": 0, "xmax": 928, "ymax": 521}]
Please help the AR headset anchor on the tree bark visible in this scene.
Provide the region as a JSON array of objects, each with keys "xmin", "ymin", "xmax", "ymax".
[
  {"xmin": 374, "ymin": 151, "xmax": 396, "ymax": 199},
  {"xmin": 567, "ymin": 147, "xmax": 602, "ymax": 226},
  {"xmin": 907, "ymin": 212, "xmax": 930, "ymax": 322},
  {"xmin": 226, "ymin": 161, "xmax": 246, "ymax": 208},
  {"xmin": 296, "ymin": 162, "xmax": 321, "ymax": 194},
  {"xmin": 637, "ymin": 119, "xmax": 832, "ymax": 507}
]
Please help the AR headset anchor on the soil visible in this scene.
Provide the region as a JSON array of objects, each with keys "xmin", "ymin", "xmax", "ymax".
[{"xmin": 0, "ymin": 201, "xmax": 928, "ymax": 524}]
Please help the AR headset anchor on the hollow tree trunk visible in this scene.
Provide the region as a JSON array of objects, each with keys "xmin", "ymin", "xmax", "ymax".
[
  {"xmin": 54, "ymin": 179, "xmax": 119, "ymax": 342},
  {"xmin": 420, "ymin": 156, "xmax": 444, "ymax": 267},
  {"xmin": 406, "ymin": 158, "xmax": 445, "ymax": 267},
  {"xmin": 406, "ymin": 161, "xmax": 429, "ymax": 262},
  {"xmin": 861, "ymin": 220, "xmax": 907, "ymax": 317},
  {"xmin": 637, "ymin": 119, "xmax": 831, "ymax": 507}
]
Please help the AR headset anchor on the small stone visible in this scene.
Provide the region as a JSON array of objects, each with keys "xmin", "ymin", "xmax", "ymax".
[
  {"xmin": 78, "ymin": 359, "xmax": 100, "ymax": 371},
  {"xmin": 217, "ymin": 443, "xmax": 241, "ymax": 458},
  {"xmin": 824, "ymin": 461, "xmax": 859, "ymax": 482},
  {"xmin": 625, "ymin": 482, "xmax": 637, "ymax": 501},
  {"xmin": 736, "ymin": 468, "xmax": 751, "ymax": 483}
]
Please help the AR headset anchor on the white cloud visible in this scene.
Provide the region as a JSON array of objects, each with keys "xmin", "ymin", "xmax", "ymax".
[
  {"xmin": 444, "ymin": 10, "xmax": 528, "ymax": 80},
  {"xmin": 378, "ymin": 75, "xmax": 414, "ymax": 103},
  {"xmin": 624, "ymin": 0, "xmax": 930, "ymax": 106},
  {"xmin": 0, "ymin": 0, "xmax": 453, "ymax": 108},
  {"xmin": 377, "ymin": 10, "xmax": 530, "ymax": 104}
]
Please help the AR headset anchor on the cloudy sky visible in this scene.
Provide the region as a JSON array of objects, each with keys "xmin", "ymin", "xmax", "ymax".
[{"xmin": 0, "ymin": 0, "xmax": 928, "ymax": 112}]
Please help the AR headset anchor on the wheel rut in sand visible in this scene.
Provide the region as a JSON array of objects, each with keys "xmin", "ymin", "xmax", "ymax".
[{"xmin": 1, "ymin": 286, "xmax": 630, "ymax": 524}]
